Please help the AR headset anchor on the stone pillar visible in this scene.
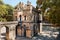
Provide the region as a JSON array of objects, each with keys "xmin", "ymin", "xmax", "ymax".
[
  {"xmin": 13, "ymin": 26, "xmax": 16, "ymax": 40},
  {"xmin": 0, "ymin": 26, "xmax": 1, "ymax": 40},
  {"xmin": 40, "ymin": 23, "xmax": 42, "ymax": 33},
  {"xmin": 9, "ymin": 25, "xmax": 16, "ymax": 40},
  {"xmin": 40, "ymin": 14, "xmax": 43, "ymax": 33}
]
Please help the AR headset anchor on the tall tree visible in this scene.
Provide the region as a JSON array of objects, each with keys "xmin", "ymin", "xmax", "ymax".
[
  {"xmin": 6, "ymin": 4, "xmax": 13, "ymax": 15},
  {"xmin": 0, "ymin": 0, "xmax": 13, "ymax": 21},
  {"xmin": 37, "ymin": 0, "xmax": 60, "ymax": 26},
  {"xmin": 5, "ymin": 4, "xmax": 13, "ymax": 21},
  {"xmin": 0, "ymin": 5, "xmax": 8, "ymax": 21},
  {"xmin": 37, "ymin": 0, "xmax": 60, "ymax": 40}
]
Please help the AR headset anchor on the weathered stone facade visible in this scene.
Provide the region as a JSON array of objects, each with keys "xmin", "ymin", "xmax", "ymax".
[
  {"xmin": 0, "ymin": 21, "xmax": 18, "ymax": 40},
  {"xmin": 13, "ymin": 1, "xmax": 34, "ymax": 21},
  {"xmin": 13, "ymin": 1, "xmax": 39, "ymax": 38}
]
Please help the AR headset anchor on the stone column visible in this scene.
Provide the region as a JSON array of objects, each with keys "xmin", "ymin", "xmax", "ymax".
[
  {"xmin": 40, "ymin": 14, "xmax": 43, "ymax": 33},
  {"xmin": 0, "ymin": 26, "xmax": 1, "ymax": 40},
  {"xmin": 12, "ymin": 26, "xmax": 16, "ymax": 40},
  {"xmin": 40, "ymin": 23, "xmax": 42, "ymax": 33},
  {"xmin": 9, "ymin": 25, "xmax": 16, "ymax": 40}
]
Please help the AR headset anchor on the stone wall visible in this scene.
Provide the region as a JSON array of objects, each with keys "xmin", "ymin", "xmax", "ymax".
[{"xmin": 0, "ymin": 21, "xmax": 18, "ymax": 40}]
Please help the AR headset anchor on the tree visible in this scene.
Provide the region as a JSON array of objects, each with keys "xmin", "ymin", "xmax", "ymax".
[
  {"xmin": 0, "ymin": 5, "xmax": 8, "ymax": 21},
  {"xmin": 5, "ymin": 4, "xmax": 13, "ymax": 21},
  {"xmin": 0, "ymin": 0, "xmax": 13, "ymax": 21},
  {"xmin": 6, "ymin": 4, "xmax": 13, "ymax": 15},
  {"xmin": 37, "ymin": 0, "xmax": 60, "ymax": 40},
  {"xmin": 36, "ymin": 0, "xmax": 60, "ymax": 26}
]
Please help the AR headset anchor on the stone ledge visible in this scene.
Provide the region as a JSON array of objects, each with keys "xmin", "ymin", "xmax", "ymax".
[{"xmin": 0, "ymin": 21, "xmax": 18, "ymax": 25}]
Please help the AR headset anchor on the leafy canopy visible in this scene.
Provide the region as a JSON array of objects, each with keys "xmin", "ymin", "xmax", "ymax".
[
  {"xmin": 36, "ymin": 0, "xmax": 60, "ymax": 26},
  {"xmin": 0, "ymin": 0, "xmax": 13, "ymax": 21}
]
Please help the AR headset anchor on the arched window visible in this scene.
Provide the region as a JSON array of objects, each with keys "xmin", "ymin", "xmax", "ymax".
[
  {"xmin": 19, "ymin": 15, "xmax": 22, "ymax": 21},
  {"xmin": 24, "ymin": 16, "xmax": 26, "ymax": 20}
]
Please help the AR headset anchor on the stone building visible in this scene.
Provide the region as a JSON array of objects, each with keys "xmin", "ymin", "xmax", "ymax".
[
  {"xmin": 13, "ymin": 1, "xmax": 40, "ymax": 38},
  {"xmin": 13, "ymin": 1, "xmax": 33, "ymax": 21}
]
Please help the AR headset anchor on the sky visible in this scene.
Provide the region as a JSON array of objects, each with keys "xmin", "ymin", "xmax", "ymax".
[{"xmin": 3, "ymin": 0, "xmax": 36, "ymax": 7}]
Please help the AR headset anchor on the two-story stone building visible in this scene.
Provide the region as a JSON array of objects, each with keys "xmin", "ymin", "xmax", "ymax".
[{"xmin": 13, "ymin": 1, "xmax": 40, "ymax": 38}]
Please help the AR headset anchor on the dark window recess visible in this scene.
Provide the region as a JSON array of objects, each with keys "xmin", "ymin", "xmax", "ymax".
[
  {"xmin": 19, "ymin": 15, "xmax": 22, "ymax": 21},
  {"xmin": 15, "ymin": 16, "xmax": 17, "ymax": 21},
  {"xmin": 24, "ymin": 16, "xmax": 26, "ymax": 20}
]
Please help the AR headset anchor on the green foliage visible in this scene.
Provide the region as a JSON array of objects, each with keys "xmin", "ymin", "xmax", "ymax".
[
  {"xmin": 0, "ymin": 18, "xmax": 7, "ymax": 22},
  {"xmin": 0, "ymin": 0, "xmax": 4, "ymax": 5},
  {"xmin": 0, "ymin": 0, "xmax": 13, "ymax": 21},
  {"xmin": 37, "ymin": 0, "xmax": 60, "ymax": 26},
  {"xmin": 6, "ymin": 4, "xmax": 13, "ymax": 15},
  {"xmin": 6, "ymin": 15, "xmax": 13, "ymax": 21},
  {"xmin": 36, "ymin": 0, "xmax": 42, "ymax": 5},
  {"xmin": 0, "ymin": 5, "xmax": 8, "ymax": 16},
  {"xmin": 5, "ymin": 4, "xmax": 13, "ymax": 21},
  {"xmin": 0, "ymin": 5, "xmax": 8, "ymax": 22}
]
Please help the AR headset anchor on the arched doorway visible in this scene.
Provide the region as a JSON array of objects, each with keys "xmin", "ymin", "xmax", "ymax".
[
  {"xmin": 16, "ymin": 24, "xmax": 27, "ymax": 38},
  {"xmin": 23, "ymin": 25, "xmax": 26, "ymax": 37},
  {"xmin": 16, "ymin": 24, "xmax": 23, "ymax": 37}
]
